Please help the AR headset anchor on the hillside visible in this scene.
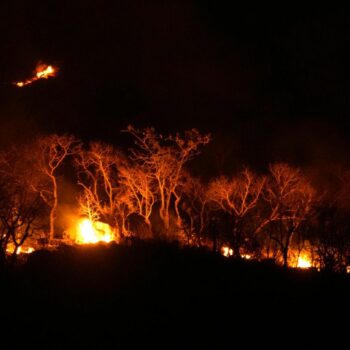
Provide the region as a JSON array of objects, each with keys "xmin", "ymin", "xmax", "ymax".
[{"xmin": 1, "ymin": 241, "xmax": 349, "ymax": 346}]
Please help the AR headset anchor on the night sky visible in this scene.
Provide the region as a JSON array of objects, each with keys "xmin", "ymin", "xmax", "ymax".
[{"xmin": 1, "ymin": 1, "xmax": 350, "ymax": 172}]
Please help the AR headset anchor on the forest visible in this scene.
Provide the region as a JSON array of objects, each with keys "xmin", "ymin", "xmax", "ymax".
[{"xmin": 1, "ymin": 125, "xmax": 350, "ymax": 274}]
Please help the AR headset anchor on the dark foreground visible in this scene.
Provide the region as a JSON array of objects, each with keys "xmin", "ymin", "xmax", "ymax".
[{"xmin": 1, "ymin": 241, "xmax": 349, "ymax": 347}]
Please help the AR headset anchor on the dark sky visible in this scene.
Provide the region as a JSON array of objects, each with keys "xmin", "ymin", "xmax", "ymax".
[{"xmin": 0, "ymin": 1, "xmax": 350, "ymax": 171}]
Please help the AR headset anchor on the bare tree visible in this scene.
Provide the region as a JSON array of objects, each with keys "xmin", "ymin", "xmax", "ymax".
[
  {"xmin": 0, "ymin": 149, "xmax": 45, "ymax": 266},
  {"xmin": 31, "ymin": 134, "xmax": 81, "ymax": 241},
  {"xmin": 263, "ymin": 163, "xmax": 315, "ymax": 267},
  {"xmin": 177, "ymin": 174, "xmax": 211, "ymax": 246},
  {"xmin": 118, "ymin": 162, "xmax": 155, "ymax": 233},
  {"xmin": 75, "ymin": 142, "xmax": 133, "ymax": 238},
  {"xmin": 123, "ymin": 126, "xmax": 210, "ymax": 232},
  {"xmin": 207, "ymin": 168, "xmax": 265, "ymax": 257}
]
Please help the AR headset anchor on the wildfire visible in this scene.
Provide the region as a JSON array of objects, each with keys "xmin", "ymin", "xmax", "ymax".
[
  {"xmin": 297, "ymin": 255, "xmax": 312, "ymax": 269},
  {"xmin": 14, "ymin": 63, "xmax": 57, "ymax": 87},
  {"xmin": 6, "ymin": 245, "xmax": 35, "ymax": 255},
  {"xmin": 76, "ymin": 218, "xmax": 114, "ymax": 244},
  {"xmin": 222, "ymin": 246, "xmax": 233, "ymax": 257}
]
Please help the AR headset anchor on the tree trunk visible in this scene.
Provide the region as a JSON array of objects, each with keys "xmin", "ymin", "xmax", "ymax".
[
  {"xmin": 145, "ymin": 217, "xmax": 153, "ymax": 237},
  {"xmin": 232, "ymin": 224, "xmax": 241, "ymax": 259},
  {"xmin": 174, "ymin": 194, "xmax": 182, "ymax": 227},
  {"xmin": 282, "ymin": 230, "xmax": 293, "ymax": 268},
  {"xmin": 49, "ymin": 176, "xmax": 58, "ymax": 242},
  {"xmin": 0, "ymin": 245, "xmax": 6, "ymax": 272},
  {"xmin": 212, "ymin": 232, "xmax": 217, "ymax": 253},
  {"xmin": 282, "ymin": 248, "xmax": 288, "ymax": 268}
]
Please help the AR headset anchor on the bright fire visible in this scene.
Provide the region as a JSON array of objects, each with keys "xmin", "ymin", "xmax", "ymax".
[
  {"xmin": 76, "ymin": 218, "xmax": 114, "ymax": 244},
  {"xmin": 222, "ymin": 246, "xmax": 233, "ymax": 257},
  {"xmin": 297, "ymin": 255, "xmax": 312, "ymax": 269},
  {"xmin": 14, "ymin": 63, "xmax": 57, "ymax": 87},
  {"xmin": 6, "ymin": 245, "xmax": 35, "ymax": 255}
]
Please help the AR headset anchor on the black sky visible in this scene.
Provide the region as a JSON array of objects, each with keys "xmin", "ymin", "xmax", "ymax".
[{"xmin": 1, "ymin": 1, "xmax": 350, "ymax": 171}]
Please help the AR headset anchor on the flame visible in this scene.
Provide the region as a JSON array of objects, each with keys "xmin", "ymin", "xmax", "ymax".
[
  {"xmin": 297, "ymin": 255, "xmax": 312, "ymax": 269},
  {"xmin": 6, "ymin": 244, "xmax": 35, "ymax": 255},
  {"xmin": 14, "ymin": 63, "xmax": 57, "ymax": 87},
  {"xmin": 222, "ymin": 246, "xmax": 233, "ymax": 257},
  {"xmin": 76, "ymin": 218, "xmax": 114, "ymax": 244},
  {"xmin": 241, "ymin": 254, "xmax": 251, "ymax": 260},
  {"xmin": 221, "ymin": 246, "xmax": 252, "ymax": 259}
]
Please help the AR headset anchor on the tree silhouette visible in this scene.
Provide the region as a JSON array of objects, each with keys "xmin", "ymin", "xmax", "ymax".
[
  {"xmin": 207, "ymin": 168, "xmax": 265, "ymax": 257},
  {"xmin": 263, "ymin": 163, "xmax": 315, "ymax": 267},
  {"xmin": 0, "ymin": 149, "xmax": 45, "ymax": 266}
]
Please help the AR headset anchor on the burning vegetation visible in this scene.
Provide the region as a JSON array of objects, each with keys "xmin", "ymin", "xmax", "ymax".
[
  {"xmin": 0, "ymin": 126, "xmax": 350, "ymax": 274},
  {"xmin": 75, "ymin": 218, "xmax": 115, "ymax": 244},
  {"xmin": 13, "ymin": 62, "xmax": 57, "ymax": 87}
]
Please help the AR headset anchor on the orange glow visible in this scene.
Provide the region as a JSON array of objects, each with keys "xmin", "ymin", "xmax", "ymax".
[
  {"xmin": 76, "ymin": 218, "xmax": 114, "ymax": 244},
  {"xmin": 14, "ymin": 63, "xmax": 57, "ymax": 87},
  {"xmin": 297, "ymin": 255, "xmax": 312, "ymax": 269}
]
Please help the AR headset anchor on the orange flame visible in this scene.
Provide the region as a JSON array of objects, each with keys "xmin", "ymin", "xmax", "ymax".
[
  {"xmin": 221, "ymin": 246, "xmax": 233, "ymax": 257},
  {"xmin": 76, "ymin": 218, "xmax": 114, "ymax": 244},
  {"xmin": 14, "ymin": 63, "xmax": 57, "ymax": 87}
]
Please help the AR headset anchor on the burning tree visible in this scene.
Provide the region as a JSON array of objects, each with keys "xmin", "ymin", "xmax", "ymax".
[
  {"xmin": 124, "ymin": 126, "xmax": 210, "ymax": 233},
  {"xmin": 207, "ymin": 168, "xmax": 265, "ymax": 257},
  {"xmin": 75, "ymin": 142, "xmax": 133, "ymax": 239},
  {"xmin": 263, "ymin": 163, "xmax": 315, "ymax": 267},
  {"xmin": 31, "ymin": 134, "xmax": 81, "ymax": 242}
]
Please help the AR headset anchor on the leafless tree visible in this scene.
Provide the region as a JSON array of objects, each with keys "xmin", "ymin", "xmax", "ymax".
[
  {"xmin": 123, "ymin": 126, "xmax": 210, "ymax": 232},
  {"xmin": 263, "ymin": 163, "xmax": 315, "ymax": 267},
  {"xmin": 0, "ymin": 149, "xmax": 46, "ymax": 266},
  {"xmin": 30, "ymin": 134, "xmax": 81, "ymax": 241},
  {"xmin": 177, "ymin": 174, "xmax": 212, "ymax": 246},
  {"xmin": 207, "ymin": 168, "xmax": 265, "ymax": 257},
  {"xmin": 118, "ymin": 162, "xmax": 155, "ymax": 233},
  {"xmin": 75, "ymin": 142, "xmax": 133, "ymax": 238}
]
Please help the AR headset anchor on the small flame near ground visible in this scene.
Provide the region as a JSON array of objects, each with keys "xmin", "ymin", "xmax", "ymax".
[
  {"xmin": 221, "ymin": 246, "xmax": 251, "ymax": 260},
  {"xmin": 6, "ymin": 244, "xmax": 35, "ymax": 255},
  {"xmin": 76, "ymin": 218, "xmax": 114, "ymax": 244},
  {"xmin": 14, "ymin": 63, "xmax": 57, "ymax": 87}
]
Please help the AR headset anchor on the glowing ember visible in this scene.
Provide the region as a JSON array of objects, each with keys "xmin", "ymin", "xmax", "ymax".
[
  {"xmin": 241, "ymin": 254, "xmax": 251, "ymax": 260},
  {"xmin": 14, "ymin": 63, "xmax": 57, "ymax": 87},
  {"xmin": 76, "ymin": 218, "xmax": 114, "ymax": 244},
  {"xmin": 297, "ymin": 255, "xmax": 312, "ymax": 269}
]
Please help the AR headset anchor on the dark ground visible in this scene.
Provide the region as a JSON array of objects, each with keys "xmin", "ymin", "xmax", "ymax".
[{"xmin": 1, "ymin": 241, "xmax": 349, "ymax": 347}]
